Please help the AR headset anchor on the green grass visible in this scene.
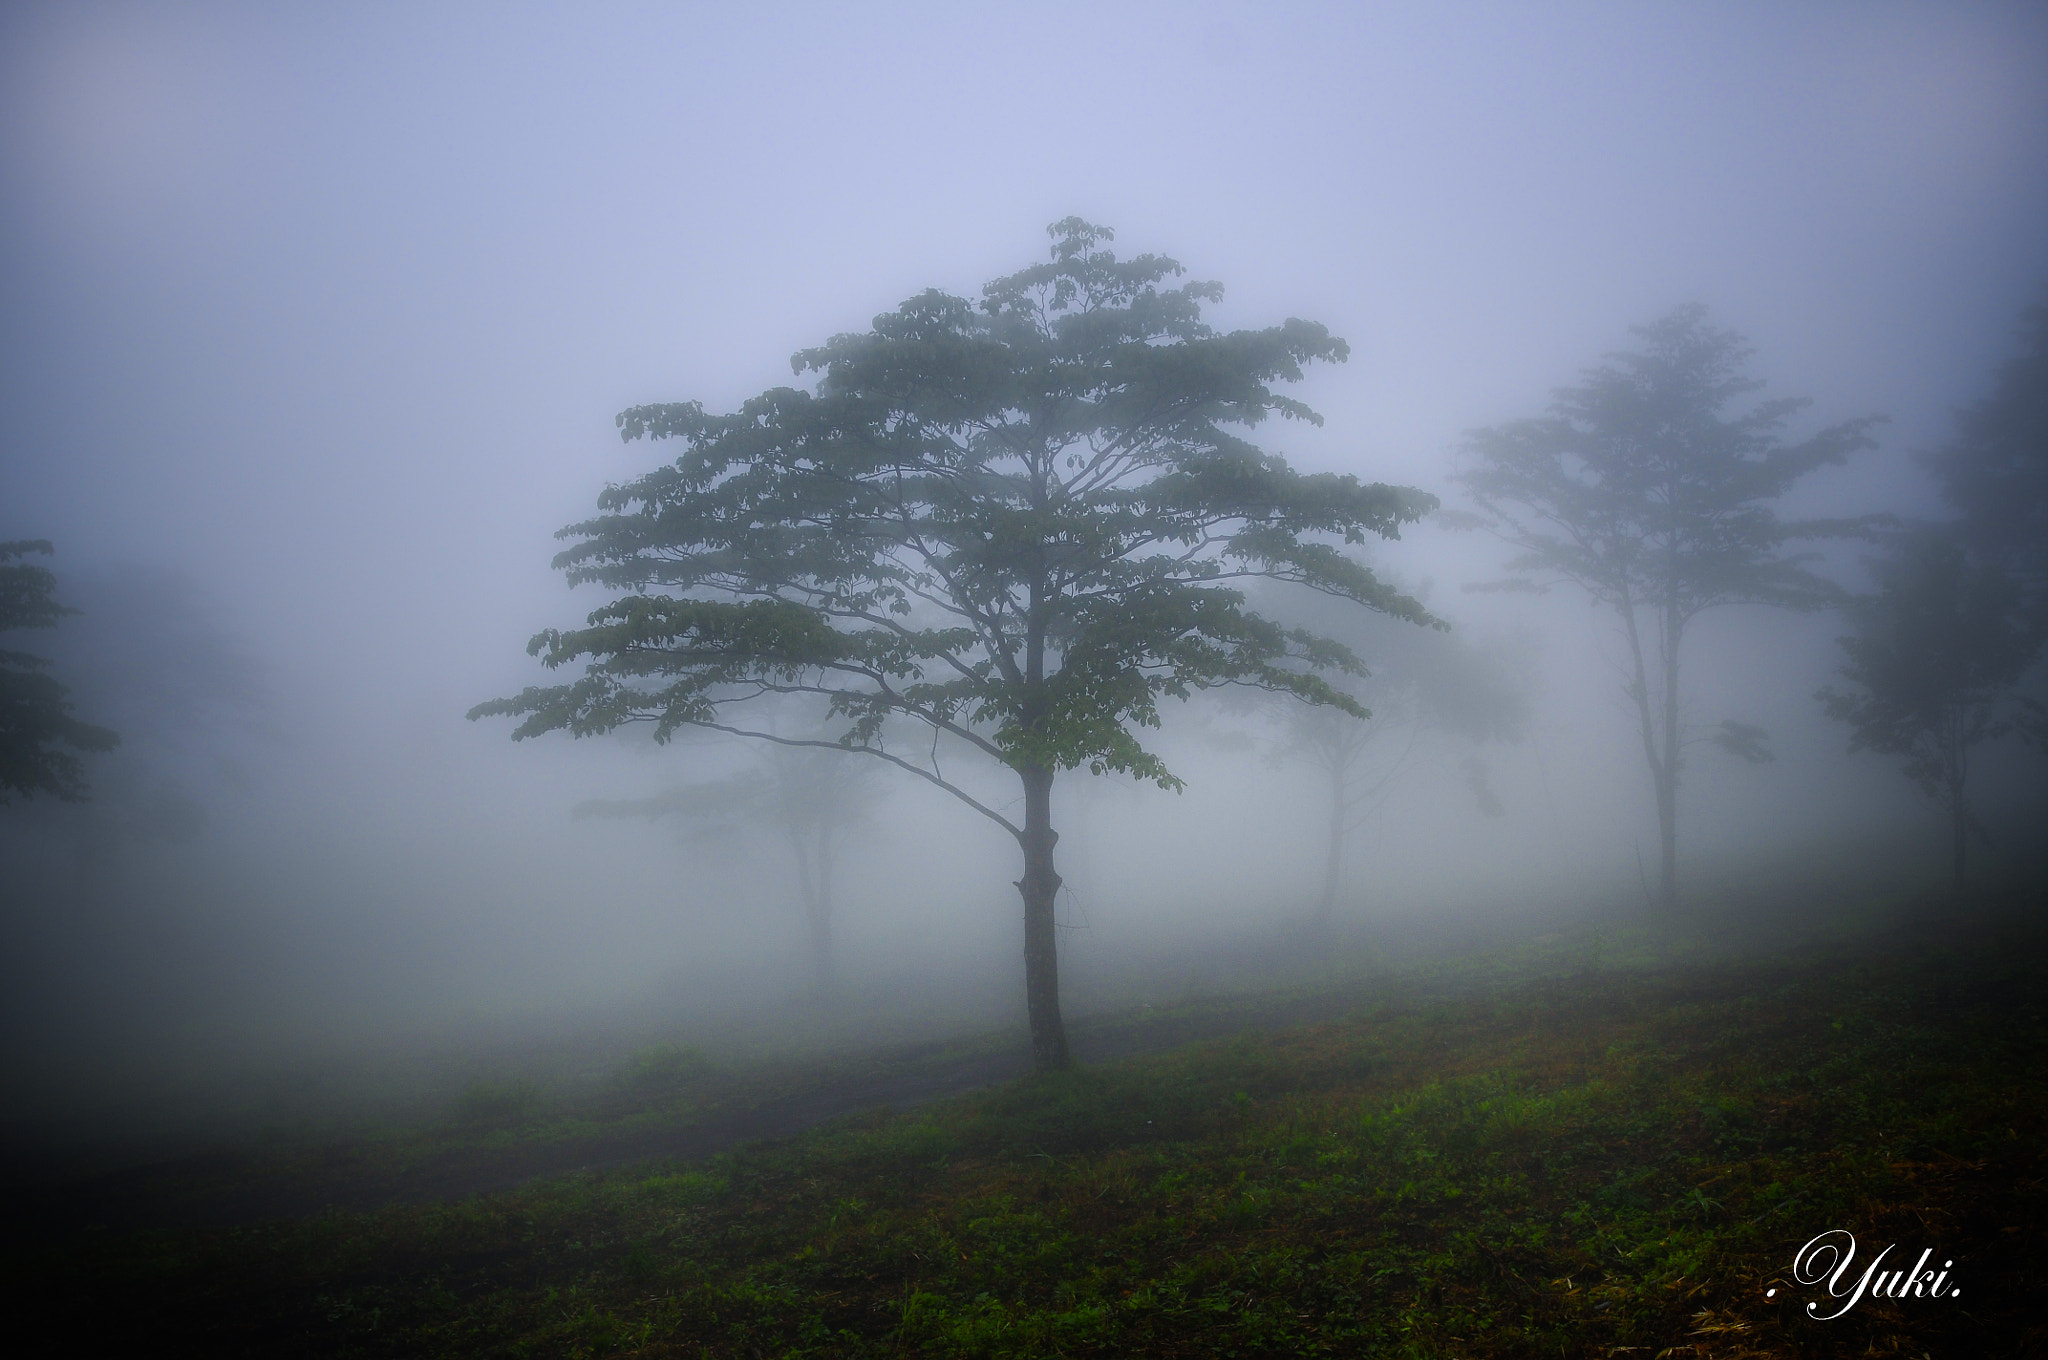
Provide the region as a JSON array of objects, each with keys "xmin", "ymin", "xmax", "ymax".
[{"xmin": 11, "ymin": 901, "xmax": 2046, "ymax": 1358}]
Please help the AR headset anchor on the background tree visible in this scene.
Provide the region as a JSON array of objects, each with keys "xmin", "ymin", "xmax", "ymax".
[
  {"xmin": 473, "ymin": 220, "xmax": 1437, "ymax": 1071},
  {"xmin": 1456, "ymin": 305, "xmax": 1881, "ymax": 906},
  {"xmin": 1, "ymin": 561, "xmax": 263, "ymax": 863},
  {"xmin": 1924, "ymin": 294, "xmax": 2047, "ymax": 595},
  {"xmin": 574, "ymin": 743, "xmax": 881, "ymax": 996},
  {"xmin": 0, "ymin": 541, "xmax": 118, "ymax": 804},
  {"xmin": 1817, "ymin": 529, "xmax": 2045, "ymax": 889},
  {"xmin": 1252, "ymin": 575, "xmax": 1528, "ymax": 928}
]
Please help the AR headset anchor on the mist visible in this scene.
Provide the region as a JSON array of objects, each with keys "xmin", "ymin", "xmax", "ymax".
[{"xmin": 4, "ymin": 0, "xmax": 2046, "ymax": 1167}]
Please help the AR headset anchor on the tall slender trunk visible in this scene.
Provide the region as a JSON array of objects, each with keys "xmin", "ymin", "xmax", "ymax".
[
  {"xmin": 1621, "ymin": 596, "xmax": 1683, "ymax": 909},
  {"xmin": 1654, "ymin": 777, "xmax": 1678, "ymax": 907},
  {"xmin": 810, "ymin": 828, "xmax": 836, "ymax": 996},
  {"xmin": 1658, "ymin": 605, "xmax": 1683, "ymax": 907},
  {"xmin": 789, "ymin": 825, "xmax": 836, "ymax": 998},
  {"xmin": 1016, "ymin": 764, "xmax": 1070, "ymax": 1072},
  {"xmin": 1312, "ymin": 756, "xmax": 1345, "ymax": 929}
]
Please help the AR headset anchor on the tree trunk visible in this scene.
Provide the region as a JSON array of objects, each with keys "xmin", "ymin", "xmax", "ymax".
[
  {"xmin": 1657, "ymin": 608, "xmax": 1683, "ymax": 907},
  {"xmin": 809, "ymin": 827, "xmax": 836, "ymax": 997},
  {"xmin": 1655, "ymin": 768, "xmax": 1679, "ymax": 908},
  {"xmin": 1311, "ymin": 757, "xmax": 1345, "ymax": 930},
  {"xmin": 1016, "ymin": 764, "xmax": 1071, "ymax": 1072},
  {"xmin": 787, "ymin": 826, "xmax": 831, "ymax": 996},
  {"xmin": 1620, "ymin": 597, "xmax": 1681, "ymax": 910}
]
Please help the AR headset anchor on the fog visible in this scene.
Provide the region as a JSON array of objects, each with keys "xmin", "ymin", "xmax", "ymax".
[{"xmin": 3, "ymin": 3, "xmax": 2045, "ymax": 1148}]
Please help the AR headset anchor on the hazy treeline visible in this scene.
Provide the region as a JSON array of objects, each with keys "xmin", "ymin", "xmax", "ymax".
[
  {"xmin": 2, "ymin": 4, "xmax": 2045, "ymax": 1120},
  {"xmin": 6, "ymin": 279, "xmax": 2041, "ymax": 1104}
]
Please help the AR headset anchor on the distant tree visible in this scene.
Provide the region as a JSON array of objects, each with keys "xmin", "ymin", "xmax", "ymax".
[
  {"xmin": 1457, "ymin": 305, "xmax": 1882, "ymax": 906},
  {"xmin": 1253, "ymin": 577, "xmax": 1528, "ymax": 927},
  {"xmin": 1924, "ymin": 295, "xmax": 2048, "ymax": 593},
  {"xmin": 472, "ymin": 220, "xmax": 1438, "ymax": 1071},
  {"xmin": 575, "ymin": 744, "xmax": 880, "ymax": 995},
  {"xmin": 1, "ymin": 561, "xmax": 262, "ymax": 861},
  {"xmin": 0, "ymin": 541, "xmax": 118, "ymax": 804},
  {"xmin": 1817, "ymin": 529, "xmax": 2045, "ymax": 889}
]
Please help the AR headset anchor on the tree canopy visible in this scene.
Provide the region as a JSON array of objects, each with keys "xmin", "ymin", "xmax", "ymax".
[
  {"xmin": 1457, "ymin": 304, "xmax": 1881, "ymax": 905},
  {"xmin": 473, "ymin": 220, "xmax": 1438, "ymax": 1068},
  {"xmin": 0, "ymin": 541, "xmax": 119, "ymax": 805},
  {"xmin": 1817, "ymin": 529, "xmax": 2044, "ymax": 889}
]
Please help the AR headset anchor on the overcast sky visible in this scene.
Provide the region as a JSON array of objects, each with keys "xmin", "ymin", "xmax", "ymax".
[{"xmin": 3, "ymin": 2, "xmax": 2046, "ymax": 1089}]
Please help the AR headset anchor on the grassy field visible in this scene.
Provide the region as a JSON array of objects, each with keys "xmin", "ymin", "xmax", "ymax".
[{"xmin": 7, "ymin": 891, "xmax": 2045, "ymax": 1358}]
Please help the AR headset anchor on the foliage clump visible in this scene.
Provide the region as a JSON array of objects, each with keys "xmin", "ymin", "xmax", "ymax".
[{"xmin": 0, "ymin": 540, "xmax": 118, "ymax": 803}]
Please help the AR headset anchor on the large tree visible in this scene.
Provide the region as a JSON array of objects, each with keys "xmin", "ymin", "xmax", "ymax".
[
  {"xmin": 1817, "ymin": 529, "xmax": 2044, "ymax": 889},
  {"xmin": 0, "ymin": 541, "xmax": 119, "ymax": 804},
  {"xmin": 473, "ymin": 220, "xmax": 1437, "ymax": 1070},
  {"xmin": 1457, "ymin": 305, "xmax": 1881, "ymax": 906}
]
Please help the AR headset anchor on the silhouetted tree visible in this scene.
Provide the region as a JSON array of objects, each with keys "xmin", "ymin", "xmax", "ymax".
[
  {"xmin": 1817, "ymin": 529, "xmax": 2045, "ymax": 889},
  {"xmin": 1924, "ymin": 296, "xmax": 2048, "ymax": 594},
  {"xmin": 473, "ymin": 220, "xmax": 1437, "ymax": 1071},
  {"xmin": 2, "ymin": 562, "xmax": 263, "ymax": 862},
  {"xmin": 575, "ymin": 744, "xmax": 880, "ymax": 995},
  {"xmin": 0, "ymin": 542, "xmax": 118, "ymax": 803},
  {"xmin": 1255, "ymin": 577, "xmax": 1527, "ymax": 927},
  {"xmin": 1458, "ymin": 305, "xmax": 1881, "ymax": 906}
]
